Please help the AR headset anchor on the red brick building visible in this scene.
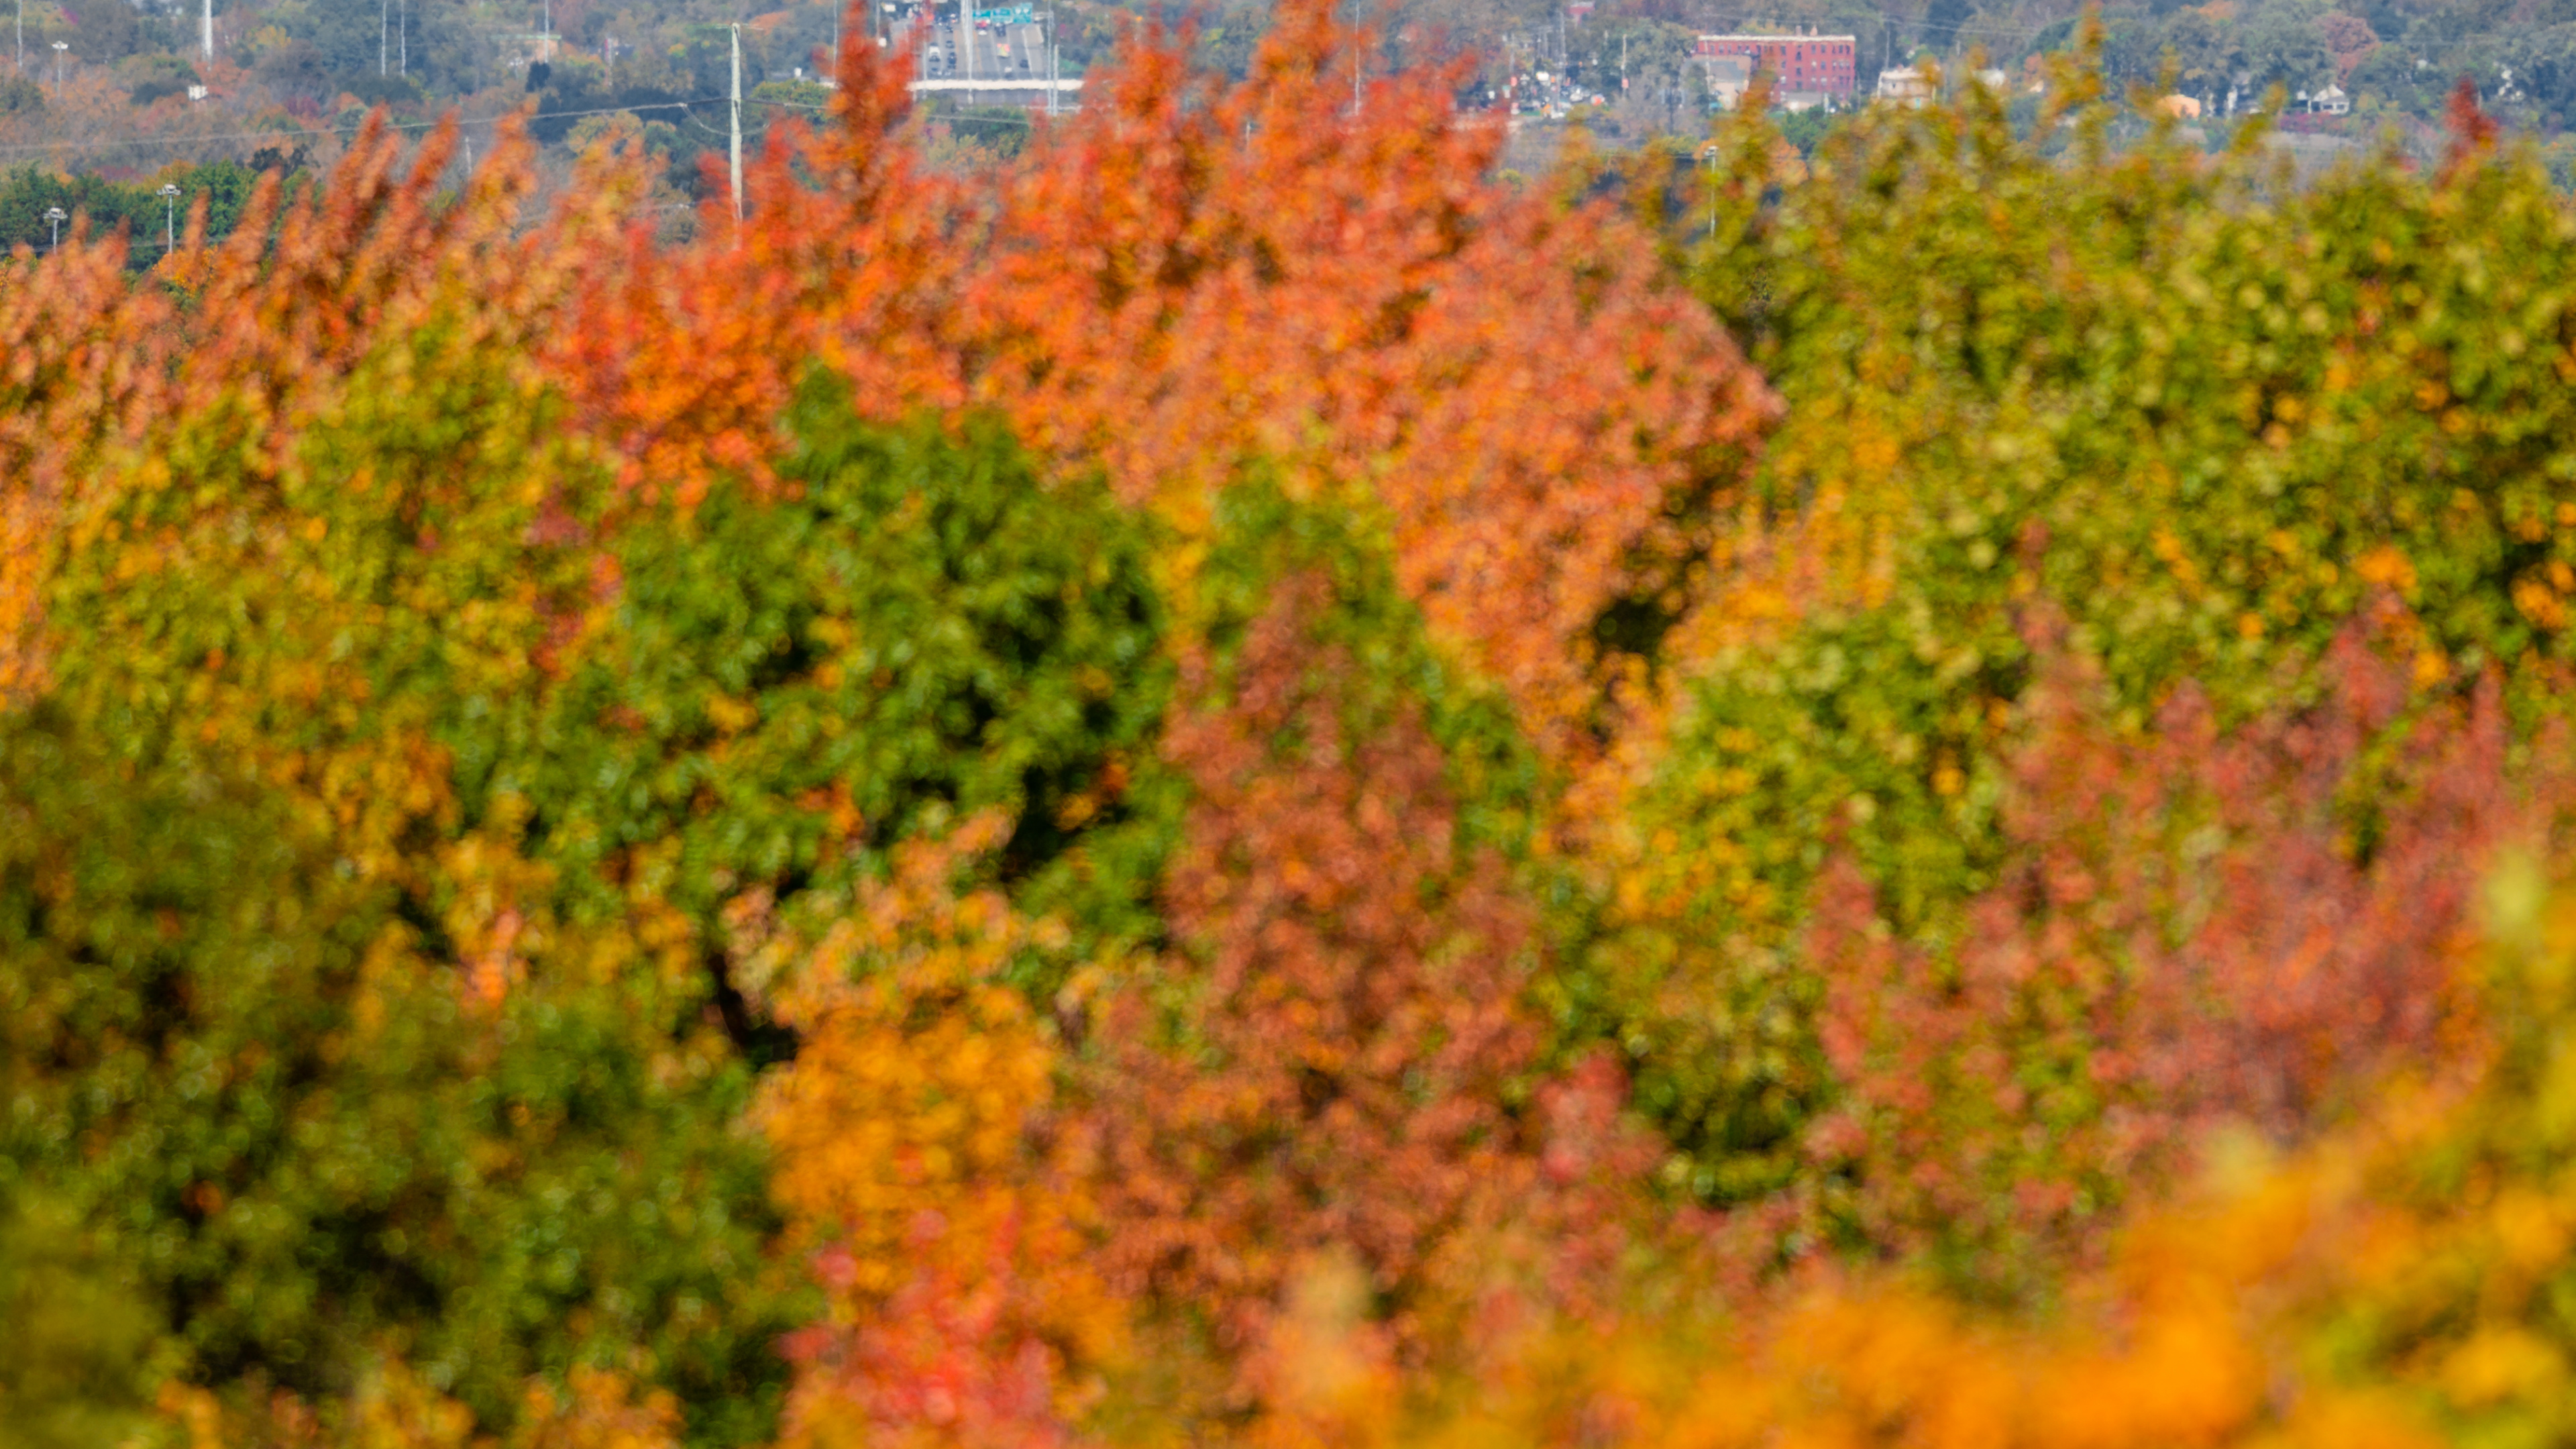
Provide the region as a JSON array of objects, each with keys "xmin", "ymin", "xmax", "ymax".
[{"xmin": 1695, "ymin": 34, "xmax": 1860, "ymax": 95}]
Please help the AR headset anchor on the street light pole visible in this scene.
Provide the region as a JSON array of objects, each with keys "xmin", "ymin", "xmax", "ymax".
[
  {"xmin": 50, "ymin": 38, "xmax": 65, "ymax": 95},
  {"xmin": 44, "ymin": 205, "xmax": 65, "ymax": 250},
  {"xmin": 160, "ymin": 184, "xmax": 180, "ymax": 250},
  {"xmin": 1703, "ymin": 144, "xmax": 1715, "ymax": 234},
  {"xmin": 729, "ymin": 23, "xmax": 743, "ymax": 223}
]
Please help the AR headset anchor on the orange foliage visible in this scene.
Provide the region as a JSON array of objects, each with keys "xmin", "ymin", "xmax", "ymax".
[
  {"xmin": 521, "ymin": 22, "xmax": 1762, "ymax": 1409},
  {"xmin": 8, "ymin": 13, "xmax": 1750, "ymax": 1431},
  {"xmin": 0, "ymin": 214, "xmax": 158, "ymax": 698},
  {"xmin": 747, "ymin": 818, "xmax": 1122, "ymax": 1448},
  {"xmin": 3, "ymin": 112, "xmax": 640, "ymax": 816},
  {"xmin": 557, "ymin": 1, "xmax": 1772, "ymax": 752}
]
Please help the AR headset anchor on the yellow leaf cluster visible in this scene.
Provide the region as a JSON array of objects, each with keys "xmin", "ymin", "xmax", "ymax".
[{"xmin": 749, "ymin": 817, "xmax": 1123, "ymax": 1444}]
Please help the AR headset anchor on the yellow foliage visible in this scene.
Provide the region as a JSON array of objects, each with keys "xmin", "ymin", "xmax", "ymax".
[
  {"xmin": 1310, "ymin": 874, "xmax": 2576, "ymax": 1449},
  {"xmin": 155, "ymin": 1364, "xmax": 682, "ymax": 1449},
  {"xmin": 749, "ymin": 816, "xmax": 1124, "ymax": 1446}
]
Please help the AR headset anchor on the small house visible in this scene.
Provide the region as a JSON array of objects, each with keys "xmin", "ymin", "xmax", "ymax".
[{"xmin": 1874, "ymin": 66, "xmax": 1932, "ymax": 107}]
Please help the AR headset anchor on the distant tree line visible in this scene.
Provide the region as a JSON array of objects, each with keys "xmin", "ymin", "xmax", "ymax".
[{"xmin": 1, "ymin": 159, "xmax": 276, "ymax": 261}]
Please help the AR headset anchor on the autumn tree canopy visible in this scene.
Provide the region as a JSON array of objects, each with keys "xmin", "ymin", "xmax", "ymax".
[{"xmin": 7, "ymin": 11, "xmax": 2576, "ymax": 1448}]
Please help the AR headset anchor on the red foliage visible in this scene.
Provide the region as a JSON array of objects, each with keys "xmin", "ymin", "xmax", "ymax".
[
  {"xmin": 1807, "ymin": 608, "xmax": 2548, "ymax": 1258},
  {"xmin": 780, "ymin": 1216, "xmax": 1077, "ymax": 1449},
  {"xmin": 1076, "ymin": 570, "xmax": 1664, "ymax": 1407},
  {"xmin": 1085, "ymin": 569, "xmax": 1544, "ymax": 1351},
  {"xmin": 2443, "ymin": 76, "xmax": 2500, "ymax": 178}
]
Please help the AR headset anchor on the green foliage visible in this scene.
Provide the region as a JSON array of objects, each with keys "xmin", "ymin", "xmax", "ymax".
[
  {"xmin": 1189, "ymin": 474, "xmax": 1543, "ymax": 870},
  {"xmin": 918, "ymin": 102, "xmax": 1036, "ymax": 163},
  {"xmin": 0, "ymin": 1188, "xmax": 174, "ymax": 1449},
  {"xmin": 0, "ymin": 160, "xmax": 263, "ymax": 260},
  {"xmin": 7, "ymin": 227, "xmax": 1178, "ymax": 1424},
  {"xmin": 1615, "ymin": 94, "xmax": 2576, "ymax": 1216},
  {"xmin": 1771, "ymin": 106, "xmax": 1847, "ymax": 158},
  {"xmin": 517, "ymin": 377, "xmax": 1177, "ymax": 990},
  {"xmin": 748, "ymin": 78, "xmax": 834, "ymax": 112},
  {"xmin": 1587, "ymin": 601, "xmax": 2025, "ymax": 1206},
  {"xmin": 0, "ymin": 713, "xmax": 796, "ymax": 1443},
  {"xmin": 6, "ymin": 274, "xmax": 794, "ymax": 1421}
]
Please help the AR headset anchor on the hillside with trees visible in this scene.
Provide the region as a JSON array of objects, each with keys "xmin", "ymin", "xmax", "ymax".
[{"xmin": 7, "ymin": 0, "xmax": 2576, "ymax": 245}]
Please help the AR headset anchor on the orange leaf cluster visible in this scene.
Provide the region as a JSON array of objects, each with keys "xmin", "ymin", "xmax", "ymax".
[
  {"xmin": 556, "ymin": 2, "xmax": 1772, "ymax": 752},
  {"xmin": 747, "ymin": 818, "xmax": 1122, "ymax": 1448}
]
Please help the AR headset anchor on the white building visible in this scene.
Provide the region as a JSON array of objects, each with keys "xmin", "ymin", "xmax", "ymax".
[
  {"xmin": 1874, "ymin": 66, "xmax": 1932, "ymax": 107},
  {"xmin": 1704, "ymin": 53, "xmax": 1753, "ymax": 111}
]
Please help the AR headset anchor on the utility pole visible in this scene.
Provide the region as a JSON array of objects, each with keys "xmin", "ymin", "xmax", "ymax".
[
  {"xmin": 398, "ymin": 0, "xmax": 405, "ymax": 75},
  {"xmin": 380, "ymin": 0, "xmax": 388, "ymax": 75},
  {"xmin": 729, "ymin": 23, "xmax": 744, "ymax": 223},
  {"xmin": 160, "ymin": 184, "xmax": 179, "ymax": 250},
  {"xmin": 1703, "ymin": 144, "xmax": 1715, "ymax": 234},
  {"xmin": 202, "ymin": 0, "xmax": 213, "ymax": 63},
  {"xmin": 960, "ymin": 0, "xmax": 971, "ymax": 98},
  {"xmin": 1046, "ymin": 7, "xmax": 1056, "ymax": 115}
]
